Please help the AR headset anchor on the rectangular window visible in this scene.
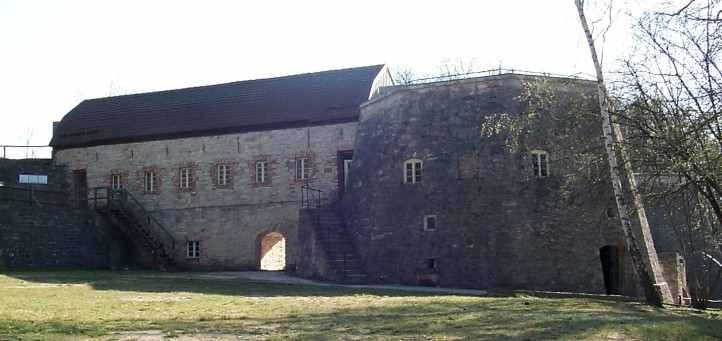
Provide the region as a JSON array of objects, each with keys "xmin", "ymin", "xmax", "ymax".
[
  {"xmin": 179, "ymin": 167, "xmax": 191, "ymax": 189},
  {"xmin": 144, "ymin": 171, "xmax": 156, "ymax": 193},
  {"xmin": 111, "ymin": 174, "xmax": 122, "ymax": 190},
  {"xmin": 18, "ymin": 174, "xmax": 48, "ymax": 185},
  {"xmin": 424, "ymin": 215, "xmax": 437, "ymax": 231},
  {"xmin": 296, "ymin": 158, "xmax": 310, "ymax": 180},
  {"xmin": 217, "ymin": 164, "xmax": 228, "ymax": 186},
  {"xmin": 426, "ymin": 258, "xmax": 436, "ymax": 270},
  {"xmin": 256, "ymin": 161, "xmax": 267, "ymax": 184},
  {"xmin": 404, "ymin": 159, "xmax": 422, "ymax": 183},
  {"xmin": 531, "ymin": 151, "xmax": 549, "ymax": 177},
  {"xmin": 187, "ymin": 240, "xmax": 200, "ymax": 258}
]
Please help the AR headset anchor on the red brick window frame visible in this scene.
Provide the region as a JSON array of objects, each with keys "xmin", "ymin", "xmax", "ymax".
[
  {"xmin": 210, "ymin": 160, "xmax": 236, "ymax": 189},
  {"xmin": 172, "ymin": 162, "xmax": 199, "ymax": 192}
]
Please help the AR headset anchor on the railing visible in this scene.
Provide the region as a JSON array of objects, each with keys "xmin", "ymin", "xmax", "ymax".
[
  {"xmin": 0, "ymin": 185, "xmax": 71, "ymax": 206},
  {"xmin": 300, "ymin": 184, "xmax": 322, "ymax": 209},
  {"xmin": 0, "ymin": 145, "xmax": 52, "ymax": 159},
  {"xmin": 108, "ymin": 188, "xmax": 176, "ymax": 253},
  {"xmin": 404, "ymin": 67, "xmax": 595, "ymax": 86}
]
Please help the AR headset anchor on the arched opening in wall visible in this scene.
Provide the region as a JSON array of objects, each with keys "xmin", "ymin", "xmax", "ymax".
[
  {"xmin": 599, "ymin": 245, "xmax": 623, "ymax": 295},
  {"xmin": 259, "ymin": 232, "xmax": 286, "ymax": 271}
]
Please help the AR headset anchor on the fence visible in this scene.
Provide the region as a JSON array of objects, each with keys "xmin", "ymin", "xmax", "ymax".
[
  {"xmin": 1, "ymin": 145, "xmax": 53, "ymax": 159},
  {"xmin": 404, "ymin": 67, "xmax": 594, "ymax": 86}
]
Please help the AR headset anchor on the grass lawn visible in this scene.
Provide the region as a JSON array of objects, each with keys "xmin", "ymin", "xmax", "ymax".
[{"xmin": 0, "ymin": 271, "xmax": 720, "ymax": 340}]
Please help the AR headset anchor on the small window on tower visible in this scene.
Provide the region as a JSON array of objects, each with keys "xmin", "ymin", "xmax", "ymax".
[
  {"xmin": 187, "ymin": 240, "xmax": 200, "ymax": 259},
  {"xmin": 403, "ymin": 159, "xmax": 423, "ymax": 184},
  {"xmin": 531, "ymin": 150, "xmax": 549, "ymax": 177},
  {"xmin": 424, "ymin": 215, "xmax": 437, "ymax": 231}
]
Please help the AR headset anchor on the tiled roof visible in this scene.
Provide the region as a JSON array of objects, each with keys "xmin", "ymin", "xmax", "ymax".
[{"xmin": 50, "ymin": 64, "xmax": 386, "ymax": 148}]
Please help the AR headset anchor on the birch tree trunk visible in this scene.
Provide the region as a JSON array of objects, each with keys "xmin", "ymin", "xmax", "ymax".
[{"xmin": 574, "ymin": 0, "xmax": 673, "ymax": 306}]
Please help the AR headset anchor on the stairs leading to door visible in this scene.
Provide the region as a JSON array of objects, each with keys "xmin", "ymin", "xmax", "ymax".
[
  {"xmin": 99, "ymin": 189, "xmax": 176, "ymax": 271},
  {"xmin": 310, "ymin": 208, "xmax": 367, "ymax": 284}
]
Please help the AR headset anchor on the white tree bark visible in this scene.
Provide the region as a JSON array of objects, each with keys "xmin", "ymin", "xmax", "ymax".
[{"xmin": 575, "ymin": 0, "xmax": 673, "ymax": 306}]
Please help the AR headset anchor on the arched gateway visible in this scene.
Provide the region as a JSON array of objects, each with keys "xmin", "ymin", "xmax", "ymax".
[{"xmin": 258, "ymin": 231, "xmax": 286, "ymax": 271}]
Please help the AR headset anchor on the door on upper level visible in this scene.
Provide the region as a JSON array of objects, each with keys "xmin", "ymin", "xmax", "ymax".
[
  {"xmin": 73, "ymin": 169, "xmax": 87, "ymax": 208},
  {"xmin": 337, "ymin": 150, "xmax": 353, "ymax": 195}
]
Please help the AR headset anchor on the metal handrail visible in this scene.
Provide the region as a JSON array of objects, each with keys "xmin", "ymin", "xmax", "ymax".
[
  {"xmin": 110, "ymin": 188, "xmax": 176, "ymax": 252},
  {"xmin": 300, "ymin": 183, "xmax": 322, "ymax": 208},
  {"xmin": 404, "ymin": 67, "xmax": 595, "ymax": 86}
]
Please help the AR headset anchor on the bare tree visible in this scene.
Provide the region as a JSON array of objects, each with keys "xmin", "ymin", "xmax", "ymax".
[
  {"xmin": 615, "ymin": 0, "xmax": 722, "ymax": 308},
  {"xmin": 575, "ymin": 0, "xmax": 673, "ymax": 306}
]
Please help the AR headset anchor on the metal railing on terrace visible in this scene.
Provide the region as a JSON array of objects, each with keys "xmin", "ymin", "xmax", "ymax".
[
  {"xmin": 403, "ymin": 67, "xmax": 595, "ymax": 86},
  {"xmin": 1, "ymin": 145, "xmax": 53, "ymax": 159}
]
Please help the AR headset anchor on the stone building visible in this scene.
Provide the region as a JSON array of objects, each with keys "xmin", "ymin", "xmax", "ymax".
[
  {"xmin": 50, "ymin": 65, "xmax": 393, "ymax": 270},
  {"xmin": 44, "ymin": 65, "xmax": 684, "ymax": 297}
]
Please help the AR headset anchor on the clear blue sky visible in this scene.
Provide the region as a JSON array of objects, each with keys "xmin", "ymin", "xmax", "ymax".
[{"xmin": 0, "ymin": 0, "xmax": 651, "ymax": 157}]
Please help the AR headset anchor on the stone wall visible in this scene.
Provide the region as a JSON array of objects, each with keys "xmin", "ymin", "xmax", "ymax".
[
  {"xmin": 0, "ymin": 159, "xmax": 129, "ymax": 269},
  {"xmin": 345, "ymin": 74, "xmax": 653, "ymax": 293},
  {"xmin": 53, "ymin": 122, "xmax": 357, "ymax": 269}
]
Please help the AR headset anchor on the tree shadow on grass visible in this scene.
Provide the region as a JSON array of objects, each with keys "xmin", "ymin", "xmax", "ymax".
[
  {"xmin": 0, "ymin": 269, "xmax": 435, "ymax": 298},
  {"xmin": 0, "ymin": 294, "xmax": 720, "ymax": 340}
]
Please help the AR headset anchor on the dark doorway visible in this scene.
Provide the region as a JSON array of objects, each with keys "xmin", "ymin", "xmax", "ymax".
[
  {"xmin": 599, "ymin": 245, "xmax": 623, "ymax": 295},
  {"xmin": 337, "ymin": 150, "xmax": 353, "ymax": 195},
  {"xmin": 73, "ymin": 170, "xmax": 87, "ymax": 208}
]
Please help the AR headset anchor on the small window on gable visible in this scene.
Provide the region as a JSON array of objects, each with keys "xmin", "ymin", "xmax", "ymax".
[
  {"xmin": 179, "ymin": 167, "xmax": 192, "ymax": 189},
  {"xmin": 256, "ymin": 160, "xmax": 267, "ymax": 184},
  {"xmin": 111, "ymin": 174, "xmax": 122, "ymax": 191},
  {"xmin": 144, "ymin": 170, "xmax": 156, "ymax": 193},
  {"xmin": 187, "ymin": 240, "xmax": 200, "ymax": 259},
  {"xmin": 424, "ymin": 215, "xmax": 437, "ymax": 231},
  {"xmin": 18, "ymin": 174, "xmax": 48, "ymax": 185},
  {"xmin": 295, "ymin": 157, "xmax": 311, "ymax": 181},
  {"xmin": 404, "ymin": 159, "xmax": 423, "ymax": 184},
  {"xmin": 531, "ymin": 150, "xmax": 549, "ymax": 177},
  {"xmin": 217, "ymin": 164, "xmax": 228, "ymax": 186}
]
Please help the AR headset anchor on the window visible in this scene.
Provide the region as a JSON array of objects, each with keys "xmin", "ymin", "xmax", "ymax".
[
  {"xmin": 18, "ymin": 174, "xmax": 48, "ymax": 185},
  {"xmin": 425, "ymin": 258, "xmax": 436, "ymax": 270},
  {"xmin": 531, "ymin": 150, "xmax": 549, "ymax": 177},
  {"xmin": 217, "ymin": 164, "xmax": 228, "ymax": 186},
  {"xmin": 179, "ymin": 167, "xmax": 191, "ymax": 189},
  {"xmin": 256, "ymin": 160, "xmax": 267, "ymax": 184},
  {"xmin": 295, "ymin": 157, "xmax": 311, "ymax": 181},
  {"xmin": 144, "ymin": 170, "xmax": 156, "ymax": 193},
  {"xmin": 403, "ymin": 159, "xmax": 423, "ymax": 184},
  {"xmin": 187, "ymin": 240, "xmax": 200, "ymax": 258},
  {"xmin": 111, "ymin": 174, "xmax": 122, "ymax": 190},
  {"xmin": 424, "ymin": 215, "xmax": 437, "ymax": 231}
]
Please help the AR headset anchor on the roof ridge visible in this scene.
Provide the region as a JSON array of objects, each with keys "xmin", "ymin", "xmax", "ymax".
[{"xmin": 85, "ymin": 64, "xmax": 386, "ymax": 102}]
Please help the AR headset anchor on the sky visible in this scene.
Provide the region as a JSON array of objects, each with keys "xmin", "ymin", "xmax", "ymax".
[{"xmin": 0, "ymin": 0, "xmax": 650, "ymax": 158}]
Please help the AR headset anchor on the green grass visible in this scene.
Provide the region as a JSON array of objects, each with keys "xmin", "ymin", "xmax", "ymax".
[{"xmin": 0, "ymin": 270, "xmax": 720, "ymax": 340}]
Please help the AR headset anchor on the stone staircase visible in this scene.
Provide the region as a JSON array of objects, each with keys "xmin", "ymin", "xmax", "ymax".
[{"xmin": 313, "ymin": 208, "xmax": 367, "ymax": 284}]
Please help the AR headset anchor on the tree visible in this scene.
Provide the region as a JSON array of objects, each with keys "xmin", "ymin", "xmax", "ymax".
[
  {"xmin": 615, "ymin": 0, "xmax": 722, "ymax": 308},
  {"xmin": 575, "ymin": 0, "xmax": 673, "ymax": 306}
]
